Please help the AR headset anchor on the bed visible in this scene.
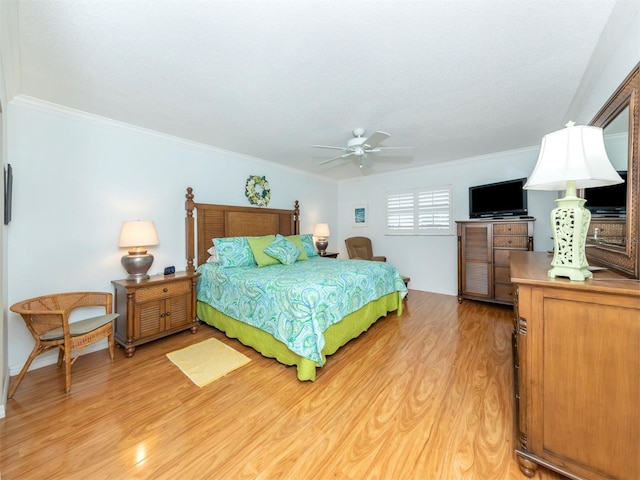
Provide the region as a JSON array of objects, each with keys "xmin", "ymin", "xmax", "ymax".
[{"xmin": 185, "ymin": 187, "xmax": 407, "ymax": 381}]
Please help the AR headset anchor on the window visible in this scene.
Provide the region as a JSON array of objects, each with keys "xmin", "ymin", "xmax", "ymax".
[{"xmin": 385, "ymin": 185, "xmax": 453, "ymax": 235}]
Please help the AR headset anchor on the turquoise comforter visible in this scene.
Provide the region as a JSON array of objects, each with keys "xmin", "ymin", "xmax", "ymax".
[{"xmin": 196, "ymin": 257, "xmax": 407, "ymax": 364}]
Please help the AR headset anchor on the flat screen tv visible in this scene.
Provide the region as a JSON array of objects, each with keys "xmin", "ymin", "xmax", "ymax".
[
  {"xmin": 469, "ymin": 178, "xmax": 528, "ymax": 219},
  {"xmin": 583, "ymin": 171, "xmax": 627, "ymax": 217}
]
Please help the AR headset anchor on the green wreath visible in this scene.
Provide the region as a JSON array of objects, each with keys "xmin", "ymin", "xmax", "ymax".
[{"xmin": 245, "ymin": 175, "xmax": 271, "ymax": 207}]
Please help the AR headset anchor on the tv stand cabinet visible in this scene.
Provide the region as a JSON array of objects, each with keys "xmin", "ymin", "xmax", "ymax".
[{"xmin": 456, "ymin": 218, "xmax": 534, "ymax": 305}]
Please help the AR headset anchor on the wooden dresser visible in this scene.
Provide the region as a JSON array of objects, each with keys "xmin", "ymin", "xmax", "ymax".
[
  {"xmin": 511, "ymin": 251, "xmax": 639, "ymax": 480},
  {"xmin": 456, "ymin": 218, "xmax": 534, "ymax": 305}
]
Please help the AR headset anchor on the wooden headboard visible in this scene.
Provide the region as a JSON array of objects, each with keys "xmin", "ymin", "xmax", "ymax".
[{"xmin": 185, "ymin": 187, "xmax": 300, "ymax": 272}]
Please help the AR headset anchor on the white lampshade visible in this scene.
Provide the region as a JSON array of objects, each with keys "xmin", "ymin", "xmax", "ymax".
[
  {"xmin": 313, "ymin": 223, "xmax": 330, "ymax": 239},
  {"xmin": 524, "ymin": 123, "xmax": 623, "ymax": 191},
  {"xmin": 119, "ymin": 221, "xmax": 160, "ymax": 248}
]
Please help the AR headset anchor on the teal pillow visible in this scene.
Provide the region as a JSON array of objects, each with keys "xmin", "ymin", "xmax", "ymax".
[
  {"xmin": 285, "ymin": 235, "xmax": 309, "ymax": 261},
  {"xmin": 264, "ymin": 235, "xmax": 300, "ymax": 265},
  {"xmin": 213, "ymin": 237, "xmax": 256, "ymax": 267},
  {"xmin": 247, "ymin": 235, "xmax": 278, "ymax": 267},
  {"xmin": 299, "ymin": 233, "xmax": 318, "ymax": 257}
]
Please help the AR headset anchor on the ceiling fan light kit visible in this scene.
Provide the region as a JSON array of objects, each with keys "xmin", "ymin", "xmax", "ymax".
[{"xmin": 312, "ymin": 128, "xmax": 412, "ymax": 167}]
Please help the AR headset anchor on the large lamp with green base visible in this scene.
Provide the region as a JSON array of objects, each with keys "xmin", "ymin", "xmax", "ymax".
[{"xmin": 524, "ymin": 122, "xmax": 624, "ymax": 281}]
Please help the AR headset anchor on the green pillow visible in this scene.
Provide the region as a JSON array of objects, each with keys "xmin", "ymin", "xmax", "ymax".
[
  {"xmin": 247, "ymin": 235, "xmax": 278, "ymax": 267},
  {"xmin": 285, "ymin": 235, "xmax": 309, "ymax": 261}
]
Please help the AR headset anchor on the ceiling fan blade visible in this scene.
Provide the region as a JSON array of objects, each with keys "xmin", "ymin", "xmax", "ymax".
[
  {"xmin": 375, "ymin": 146, "xmax": 415, "ymax": 150},
  {"xmin": 363, "ymin": 131, "xmax": 390, "ymax": 148},
  {"xmin": 312, "ymin": 144, "xmax": 349, "ymax": 151},
  {"xmin": 318, "ymin": 152, "xmax": 354, "ymax": 165}
]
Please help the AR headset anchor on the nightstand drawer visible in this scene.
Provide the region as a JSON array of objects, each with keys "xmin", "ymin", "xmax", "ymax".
[{"xmin": 135, "ymin": 280, "xmax": 191, "ymax": 303}]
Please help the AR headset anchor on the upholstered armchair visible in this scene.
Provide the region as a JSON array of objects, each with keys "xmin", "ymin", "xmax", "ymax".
[
  {"xmin": 9, "ymin": 292, "xmax": 118, "ymax": 398},
  {"xmin": 345, "ymin": 236, "xmax": 386, "ymax": 262}
]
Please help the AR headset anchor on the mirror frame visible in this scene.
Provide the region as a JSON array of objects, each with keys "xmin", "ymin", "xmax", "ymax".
[{"xmin": 587, "ymin": 63, "xmax": 639, "ymax": 278}]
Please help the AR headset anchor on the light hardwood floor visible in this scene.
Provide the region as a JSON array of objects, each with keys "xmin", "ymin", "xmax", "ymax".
[{"xmin": 1, "ymin": 291, "xmax": 564, "ymax": 480}]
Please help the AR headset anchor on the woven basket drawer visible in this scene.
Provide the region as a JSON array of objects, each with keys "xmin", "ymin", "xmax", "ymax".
[
  {"xmin": 493, "ymin": 223, "xmax": 528, "ymax": 235},
  {"xmin": 136, "ymin": 280, "xmax": 190, "ymax": 303},
  {"xmin": 493, "ymin": 236, "xmax": 529, "ymax": 248}
]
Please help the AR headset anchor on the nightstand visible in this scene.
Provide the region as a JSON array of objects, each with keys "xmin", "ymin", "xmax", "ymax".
[
  {"xmin": 112, "ymin": 271, "xmax": 199, "ymax": 357},
  {"xmin": 319, "ymin": 252, "xmax": 339, "ymax": 258}
]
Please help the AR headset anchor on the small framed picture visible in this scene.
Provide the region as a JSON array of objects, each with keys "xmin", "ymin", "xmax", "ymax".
[{"xmin": 352, "ymin": 204, "xmax": 368, "ymax": 227}]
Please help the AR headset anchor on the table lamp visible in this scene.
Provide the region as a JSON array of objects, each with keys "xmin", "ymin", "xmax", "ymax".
[
  {"xmin": 524, "ymin": 122, "xmax": 623, "ymax": 280},
  {"xmin": 119, "ymin": 220, "xmax": 160, "ymax": 281},
  {"xmin": 313, "ymin": 223, "xmax": 330, "ymax": 255}
]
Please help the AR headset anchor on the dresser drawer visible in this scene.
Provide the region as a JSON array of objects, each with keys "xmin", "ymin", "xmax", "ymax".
[
  {"xmin": 494, "ymin": 283, "xmax": 515, "ymax": 302},
  {"xmin": 494, "ymin": 266, "xmax": 511, "ymax": 283},
  {"xmin": 494, "ymin": 249, "xmax": 511, "ymax": 266},
  {"xmin": 494, "ymin": 236, "xmax": 529, "ymax": 248},
  {"xmin": 493, "ymin": 223, "xmax": 529, "ymax": 235},
  {"xmin": 135, "ymin": 280, "xmax": 191, "ymax": 303}
]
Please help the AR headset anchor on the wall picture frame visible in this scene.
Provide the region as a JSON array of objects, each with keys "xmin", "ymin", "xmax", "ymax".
[{"xmin": 352, "ymin": 204, "xmax": 368, "ymax": 227}]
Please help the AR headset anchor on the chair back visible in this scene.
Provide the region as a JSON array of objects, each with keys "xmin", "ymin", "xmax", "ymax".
[
  {"xmin": 11, "ymin": 292, "xmax": 113, "ymax": 339},
  {"xmin": 345, "ymin": 236, "xmax": 374, "ymax": 260}
]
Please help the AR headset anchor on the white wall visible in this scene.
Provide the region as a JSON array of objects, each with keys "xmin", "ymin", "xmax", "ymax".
[
  {"xmin": 337, "ymin": 150, "xmax": 557, "ymax": 296},
  {"xmin": 5, "ymin": 99, "xmax": 337, "ymax": 374},
  {"xmin": 573, "ymin": 1, "xmax": 639, "ymax": 123}
]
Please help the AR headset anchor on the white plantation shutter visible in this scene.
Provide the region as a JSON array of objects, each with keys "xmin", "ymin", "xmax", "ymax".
[{"xmin": 386, "ymin": 185, "xmax": 453, "ymax": 235}]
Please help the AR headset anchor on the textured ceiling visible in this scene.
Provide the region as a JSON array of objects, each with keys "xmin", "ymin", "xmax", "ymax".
[{"xmin": 15, "ymin": 0, "xmax": 620, "ymax": 180}]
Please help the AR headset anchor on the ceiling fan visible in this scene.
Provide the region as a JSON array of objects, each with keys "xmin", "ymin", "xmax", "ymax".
[{"xmin": 312, "ymin": 128, "xmax": 412, "ymax": 168}]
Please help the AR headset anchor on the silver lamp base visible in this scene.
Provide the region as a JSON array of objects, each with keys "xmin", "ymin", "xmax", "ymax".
[
  {"xmin": 121, "ymin": 252, "xmax": 154, "ymax": 281},
  {"xmin": 315, "ymin": 239, "xmax": 328, "ymax": 256}
]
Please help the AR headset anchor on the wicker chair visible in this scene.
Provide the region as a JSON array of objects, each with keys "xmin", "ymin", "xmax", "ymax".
[
  {"xmin": 9, "ymin": 292, "xmax": 118, "ymax": 398},
  {"xmin": 345, "ymin": 236, "xmax": 387, "ymax": 262}
]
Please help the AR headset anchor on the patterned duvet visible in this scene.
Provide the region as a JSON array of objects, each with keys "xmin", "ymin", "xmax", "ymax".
[{"xmin": 196, "ymin": 257, "xmax": 407, "ymax": 364}]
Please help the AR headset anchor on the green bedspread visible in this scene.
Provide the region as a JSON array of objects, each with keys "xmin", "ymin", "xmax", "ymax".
[{"xmin": 196, "ymin": 257, "xmax": 407, "ymax": 364}]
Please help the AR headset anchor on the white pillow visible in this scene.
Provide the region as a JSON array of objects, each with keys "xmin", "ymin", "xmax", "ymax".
[{"xmin": 206, "ymin": 245, "xmax": 219, "ymax": 263}]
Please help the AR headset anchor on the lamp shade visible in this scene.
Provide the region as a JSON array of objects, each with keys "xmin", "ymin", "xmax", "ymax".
[
  {"xmin": 524, "ymin": 123, "xmax": 623, "ymax": 191},
  {"xmin": 313, "ymin": 223, "xmax": 330, "ymax": 238},
  {"xmin": 118, "ymin": 221, "xmax": 159, "ymax": 248}
]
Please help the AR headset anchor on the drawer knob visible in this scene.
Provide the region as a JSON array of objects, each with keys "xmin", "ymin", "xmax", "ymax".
[{"xmin": 163, "ymin": 288, "xmax": 168, "ymax": 293}]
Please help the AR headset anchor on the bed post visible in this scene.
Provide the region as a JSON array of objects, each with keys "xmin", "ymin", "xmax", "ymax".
[
  {"xmin": 294, "ymin": 200, "xmax": 300, "ymax": 234},
  {"xmin": 185, "ymin": 187, "xmax": 195, "ymax": 274}
]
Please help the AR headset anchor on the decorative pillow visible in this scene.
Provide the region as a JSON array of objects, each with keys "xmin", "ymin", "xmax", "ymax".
[
  {"xmin": 264, "ymin": 235, "xmax": 300, "ymax": 265},
  {"xmin": 247, "ymin": 235, "xmax": 279, "ymax": 267},
  {"xmin": 299, "ymin": 233, "xmax": 318, "ymax": 257},
  {"xmin": 206, "ymin": 246, "xmax": 219, "ymax": 263},
  {"xmin": 213, "ymin": 237, "xmax": 256, "ymax": 267},
  {"xmin": 285, "ymin": 235, "xmax": 309, "ymax": 261}
]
